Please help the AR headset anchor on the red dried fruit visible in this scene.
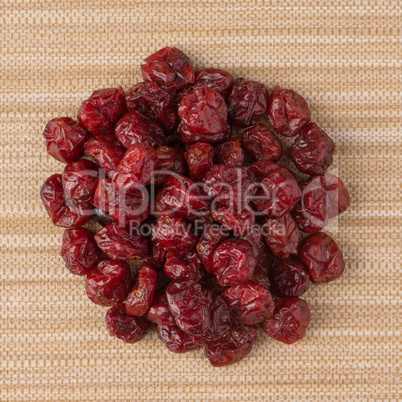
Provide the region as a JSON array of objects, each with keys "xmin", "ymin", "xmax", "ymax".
[
  {"xmin": 84, "ymin": 134, "xmax": 126, "ymax": 178},
  {"xmin": 242, "ymin": 123, "xmax": 283, "ymax": 162},
  {"xmin": 179, "ymin": 122, "xmax": 231, "ymax": 145},
  {"xmin": 212, "ymin": 239, "xmax": 256, "ymax": 286},
  {"xmin": 289, "ymin": 123, "xmax": 335, "ymax": 175},
  {"xmin": 126, "ymin": 262, "xmax": 158, "ymax": 316},
  {"xmin": 299, "ymin": 232, "xmax": 345, "ymax": 283},
  {"xmin": 60, "ymin": 228, "xmax": 100, "ymax": 276},
  {"xmin": 147, "ymin": 236, "xmax": 167, "ymax": 270},
  {"xmin": 262, "ymin": 297, "xmax": 310, "ymax": 344},
  {"xmin": 211, "ymin": 203, "xmax": 255, "ymax": 236},
  {"xmin": 78, "ymin": 87, "xmax": 126, "ymax": 136},
  {"xmin": 106, "ymin": 303, "xmax": 152, "ymax": 343},
  {"xmin": 178, "ymin": 86, "xmax": 228, "ymax": 135},
  {"xmin": 126, "ymin": 81, "xmax": 177, "ymax": 132},
  {"xmin": 169, "ymin": 140, "xmax": 189, "ymax": 176},
  {"xmin": 91, "ymin": 207, "xmax": 116, "ymax": 227},
  {"xmin": 156, "ymin": 324, "xmax": 203, "ymax": 353},
  {"xmin": 262, "ymin": 214, "xmax": 300, "ymax": 258},
  {"xmin": 166, "ymin": 279, "xmax": 211, "ymax": 336},
  {"xmin": 195, "ymin": 68, "xmax": 234, "ymax": 99},
  {"xmin": 204, "ymin": 322, "xmax": 257, "ymax": 367},
  {"xmin": 267, "ymin": 86, "xmax": 310, "ymax": 137},
  {"xmin": 145, "ymin": 292, "xmax": 176, "ymax": 326},
  {"xmin": 184, "ymin": 142, "xmax": 214, "ymax": 181},
  {"xmin": 215, "ymin": 138, "xmax": 244, "ymax": 167},
  {"xmin": 94, "ymin": 222, "xmax": 149, "ymax": 261},
  {"xmin": 251, "ymin": 267, "xmax": 271, "ymax": 290},
  {"xmin": 40, "ymin": 174, "xmax": 91, "ymax": 228},
  {"xmin": 222, "ymin": 281, "xmax": 274, "ymax": 324},
  {"xmin": 246, "ymin": 160, "xmax": 281, "ymax": 181},
  {"xmin": 43, "ymin": 117, "xmax": 89, "ymax": 164},
  {"xmin": 153, "ymin": 145, "xmax": 176, "ymax": 185},
  {"xmin": 227, "ymin": 78, "xmax": 269, "ymax": 128},
  {"xmin": 269, "ymin": 256, "xmax": 310, "ymax": 297},
  {"xmin": 85, "ymin": 260, "xmax": 132, "ymax": 306},
  {"xmin": 164, "ymin": 250, "xmax": 205, "ymax": 282}
]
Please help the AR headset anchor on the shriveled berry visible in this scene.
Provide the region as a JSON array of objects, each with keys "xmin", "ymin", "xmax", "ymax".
[
  {"xmin": 211, "ymin": 203, "xmax": 255, "ymax": 236},
  {"xmin": 227, "ymin": 78, "xmax": 269, "ymax": 128},
  {"xmin": 242, "ymin": 123, "xmax": 283, "ymax": 162},
  {"xmin": 215, "ymin": 138, "xmax": 244, "ymax": 167},
  {"xmin": 126, "ymin": 262, "xmax": 158, "ymax": 316},
  {"xmin": 85, "ymin": 260, "xmax": 132, "ymax": 306},
  {"xmin": 262, "ymin": 297, "xmax": 310, "ymax": 344},
  {"xmin": 78, "ymin": 87, "xmax": 126, "ymax": 136},
  {"xmin": 169, "ymin": 140, "xmax": 189, "ymax": 176},
  {"xmin": 222, "ymin": 281, "xmax": 274, "ymax": 324},
  {"xmin": 246, "ymin": 160, "xmax": 281, "ymax": 181},
  {"xmin": 184, "ymin": 142, "xmax": 214, "ymax": 181},
  {"xmin": 94, "ymin": 222, "xmax": 149, "ymax": 261},
  {"xmin": 106, "ymin": 303, "xmax": 152, "ymax": 343},
  {"xmin": 251, "ymin": 267, "xmax": 271, "ymax": 290},
  {"xmin": 147, "ymin": 236, "xmax": 167, "ymax": 270},
  {"xmin": 179, "ymin": 122, "xmax": 231, "ymax": 145},
  {"xmin": 43, "ymin": 117, "xmax": 89, "ymax": 163},
  {"xmin": 267, "ymin": 86, "xmax": 310, "ymax": 137},
  {"xmin": 194, "ymin": 68, "xmax": 234, "ymax": 98},
  {"xmin": 299, "ymin": 232, "xmax": 345, "ymax": 283},
  {"xmin": 91, "ymin": 207, "xmax": 116, "ymax": 227},
  {"xmin": 145, "ymin": 292, "xmax": 175, "ymax": 326},
  {"xmin": 153, "ymin": 145, "xmax": 176, "ymax": 185},
  {"xmin": 60, "ymin": 228, "xmax": 100, "ymax": 276},
  {"xmin": 204, "ymin": 322, "xmax": 257, "ymax": 367},
  {"xmin": 156, "ymin": 324, "xmax": 203, "ymax": 353},
  {"xmin": 164, "ymin": 250, "xmax": 205, "ymax": 281},
  {"xmin": 269, "ymin": 256, "xmax": 310, "ymax": 297}
]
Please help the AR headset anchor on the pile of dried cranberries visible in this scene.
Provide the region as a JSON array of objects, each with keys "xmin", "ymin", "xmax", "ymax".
[{"xmin": 40, "ymin": 47, "xmax": 350, "ymax": 366}]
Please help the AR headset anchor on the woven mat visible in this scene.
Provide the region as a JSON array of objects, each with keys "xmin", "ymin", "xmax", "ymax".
[{"xmin": 1, "ymin": 1, "xmax": 401, "ymax": 401}]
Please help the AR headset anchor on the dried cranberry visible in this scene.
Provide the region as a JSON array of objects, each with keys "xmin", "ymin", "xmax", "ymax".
[
  {"xmin": 145, "ymin": 292, "xmax": 175, "ymax": 326},
  {"xmin": 246, "ymin": 160, "xmax": 281, "ymax": 181},
  {"xmin": 126, "ymin": 81, "xmax": 176, "ymax": 132},
  {"xmin": 262, "ymin": 297, "xmax": 310, "ymax": 344},
  {"xmin": 40, "ymin": 174, "xmax": 90, "ymax": 228},
  {"xmin": 184, "ymin": 142, "xmax": 214, "ymax": 181},
  {"xmin": 164, "ymin": 250, "xmax": 205, "ymax": 281},
  {"xmin": 166, "ymin": 279, "xmax": 211, "ymax": 336},
  {"xmin": 262, "ymin": 214, "xmax": 300, "ymax": 258},
  {"xmin": 178, "ymin": 86, "xmax": 228, "ymax": 135},
  {"xmin": 169, "ymin": 140, "xmax": 189, "ymax": 176},
  {"xmin": 212, "ymin": 239, "xmax": 256, "ymax": 286},
  {"xmin": 78, "ymin": 87, "xmax": 126, "ymax": 136},
  {"xmin": 299, "ymin": 232, "xmax": 345, "ymax": 283},
  {"xmin": 204, "ymin": 322, "xmax": 257, "ymax": 367},
  {"xmin": 269, "ymin": 256, "xmax": 310, "ymax": 297},
  {"xmin": 251, "ymin": 267, "xmax": 271, "ymax": 290},
  {"xmin": 289, "ymin": 123, "xmax": 335, "ymax": 175},
  {"xmin": 91, "ymin": 207, "xmax": 116, "ymax": 227},
  {"xmin": 156, "ymin": 324, "xmax": 203, "ymax": 353},
  {"xmin": 94, "ymin": 222, "xmax": 149, "ymax": 261},
  {"xmin": 126, "ymin": 262, "xmax": 158, "ymax": 316},
  {"xmin": 141, "ymin": 47, "xmax": 195, "ymax": 95},
  {"xmin": 194, "ymin": 68, "xmax": 234, "ymax": 98},
  {"xmin": 242, "ymin": 123, "xmax": 283, "ymax": 162},
  {"xmin": 147, "ymin": 236, "xmax": 167, "ymax": 270},
  {"xmin": 153, "ymin": 145, "xmax": 176, "ymax": 185},
  {"xmin": 106, "ymin": 303, "xmax": 152, "ymax": 343},
  {"xmin": 43, "ymin": 117, "xmax": 89, "ymax": 163},
  {"xmin": 179, "ymin": 122, "xmax": 231, "ymax": 145},
  {"xmin": 211, "ymin": 203, "xmax": 255, "ymax": 236},
  {"xmin": 267, "ymin": 86, "xmax": 310, "ymax": 137},
  {"xmin": 60, "ymin": 228, "xmax": 100, "ymax": 276},
  {"xmin": 152, "ymin": 190, "xmax": 174, "ymax": 217},
  {"xmin": 84, "ymin": 134, "xmax": 126, "ymax": 178},
  {"xmin": 85, "ymin": 260, "xmax": 132, "ymax": 306},
  {"xmin": 227, "ymin": 78, "xmax": 269, "ymax": 128},
  {"xmin": 215, "ymin": 138, "xmax": 244, "ymax": 167},
  {"xmin": 222, "ymin": 281, "xmax": 274, "ymax": 324}
]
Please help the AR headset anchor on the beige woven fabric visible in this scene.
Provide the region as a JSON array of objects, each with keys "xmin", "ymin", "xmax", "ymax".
[{"xmin": 1, "ymin": 1, "xmax": 401, "ymax": 401}]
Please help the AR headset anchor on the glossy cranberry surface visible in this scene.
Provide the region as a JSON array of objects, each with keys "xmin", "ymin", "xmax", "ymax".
[
  {"xmin": 215, "ymin": 138, "xmax": 244, "ymax": 167},
  {"xmin": 145, "ymin": 292, "xmax": 176, "ymax": 326},
  {"xmin": 153, "ymin": 145, "xmax": 176, "ymax": 185},
  {"xmin": 246, "ymin": 160, "xmax": 281, "ymax": 181},
  {"xmin": 179, "ymin": 122, "xmax": 231, "ymax": 145},
  {"xmin": 211, "ymin": 203, "xmax": 255, "ymax": 236},
  {"xmin": 169, "ymin": 141, "xmax": 189, "ymax": 176},
  {"xmin": 164, "ymin": 250, "xmax": 205, "ymax": 282},
  {"xmin": 91, "ymin": 207, "xmax": 116, "ymax": 227},
  {"xmin": 156, "ymin": 324, "xmax": 203, "ymax": 353},
  {"xmin": 195, "ymin": 68, "xmax": 234, "ymax": 98},
  {"xmin": 184, "ymin": 142, "xmax": 214, "ymax": 181}
]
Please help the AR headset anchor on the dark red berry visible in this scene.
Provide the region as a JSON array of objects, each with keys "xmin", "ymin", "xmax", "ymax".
[
  {"xmin": 91, "ymin": 207, "xmax": 116, "ymax": 227},
  {"xmin": 145, "ymin": 292, "xmax": 175, "ymax": 326},
  {"xmin": 179, "ymin": 122, "xmax": 231, "ymax": 145},
  {"xmin": 211, "ymin": 203, "xmax": 255, "ymax": 236},
  {"xmin": 153, "ymin": 145, "xmax": 176, "ymax": 185},
  {"xmin": 156, "ymin": 324, "xmax": 203, "ymax": 353},
  {"xmin": 164, "ymin": 250, "xmax": 205, "ymax": 282},
  {"xmin": 194, "ymin": 68, "xmax": 234, "ymax": 98},
  {"xmin": 215, "ymin": 138, "xmax": 244, "ymax": 167},
  {"xmin": 147, "ymin": 236, "xmax": 167, "ymax": 270},
  {"xmin": 246, "ymin": 160, "xmax": 281, "ymax": 181},
  {"xmin": 184, "ymin": 142, "xmax": 214, "ymax": 181},
  {"xmin": 169, "ymin": 140, "xmax": 189, "ymax": 176}
]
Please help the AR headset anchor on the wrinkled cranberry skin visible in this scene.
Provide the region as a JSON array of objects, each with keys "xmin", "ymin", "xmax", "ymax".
[
  {"xmin": 179, "ymin": 86, "xmax": 228, "ymax": 135},
  {"xmin": 253, "ymin": 168, "xmax": 301, "ymax": 217},
  {"xmin": 168, "ymin": 141, "xmax": 189, "ymax": 176},
  {"xmin": 251, "ymin": 267, "xmax": 271, "ymax": 290},
  {"xmin": 227, "ymin": 78, "xmax": 269, "ymax": 128},
  {"xmin": 141, "ymin": 47, "xmax": 195, "ymax": 95},
  {"xmin": 113, "ymin": 143, "xmax": 157, "ymax": 189},
  {"xmin": 91, "ymin": 207, "xmax": 116, "ymax": 227},
  {"xmin": 247, "ymin": 160, "xmax": 281, "ymax": 181},
  {"xmin": 156, "ymin": 324, "xmax": 203, "ymax": 353},
  {"xmin": 84, "ymin": 135, "xmax": 126, "ymax": 178},
  {"xmin": 267, "ymin": 86, "xmax": 310, "ymax": 137},
  {"xmin": 43, "ymin": 117, "xmax": 89, "ymax": 164},
  {"xmin": 195, "ymin": 68, "xmax": 234, "ymax": 98},
  {"xmin": 145, "ymin": 292, "xmax": 175, "ymax": 326},
  {"xmin": 164, "ymin": 250, "xmax": 205, "ymax": 282},
  {"xmin": 62, "ymin": 159, "xmax": 100, "ymax": 203},
  {"xmin": 166, "ymin": 279, "xmax": 211, "ymax": 336},
  {"xmin": 126, "ymin": 81, "xmax": 176, "ymax": 132},
  {"xmin": 204, "ymin": 322, "xmax": 257, "ymax": 367},
  {"xmin": 126, "ymin": 262, "xmax": 158, "ymax": 316},
  {"xmin": 94, "ymin": 223, "xmax": 149, "ymax": 261},
  {"xmin": 215, "ymin": 138, "xmax": 244, "ymax": 167},
  {"xmin": 262, "ymin": 297, "xmax": 310, "ymax": 344},
  {"xmin": 40, "ymin": 174, "xmax": 91, "ymax": 228},
  {"xmin": 269, "ymin": 256, "xmax": 310, "ymax": 297},
  {"xmin": 242, "ymin": 124, "xmax": 283, "ymax": 162},
  {"xmin": 85, "ymin": 260, "xmax": 132, "ymax": 306},
  {"xmin": 289, "ymin": 123, "xmax": 335, "ymax": 175},
  {"xmin": 262, "ymin": 214, "xmax": 300, "ymax": 258},
  {"xmin": 60, "ymin": 228, "xmax": 100, "ymax": 276},
  {"xmin": 106, "ymin": 303, "xmax": 152, "ymax": 343},
  {"xmin": 184, "ymin": 142, "xmax": 214, "ymax": 181},
  {"xmin": 299, "ymin": 232, "xmax": 345, "ymax": 284},
  {"xmin": 153, "ymin": 145, "xmax": 176, "ymax": 185},
  {"xmin": 78, "ymin": 87, "xmax": 126, "ymax": 136},
  {"xmin": 211, "ymin": 204, "xmax": 255, "ymax": 236},
  {"xmin": 153, "ymin": 215, "xmax": 197, "ymax": 255},
  {"xmin": 212, "ymin": 239, "xmax": 256, "ymax": 286},
  {"xmin": 179, "ymin": 122, "xmax": 231, "ymax": 145},
  {"xmin": 222, "ymin": 281, "xmax": 274, "ymax": 325},
  {"xmin": 147, "ymin": 236, "xmax": 167, "ymax": 270}
]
